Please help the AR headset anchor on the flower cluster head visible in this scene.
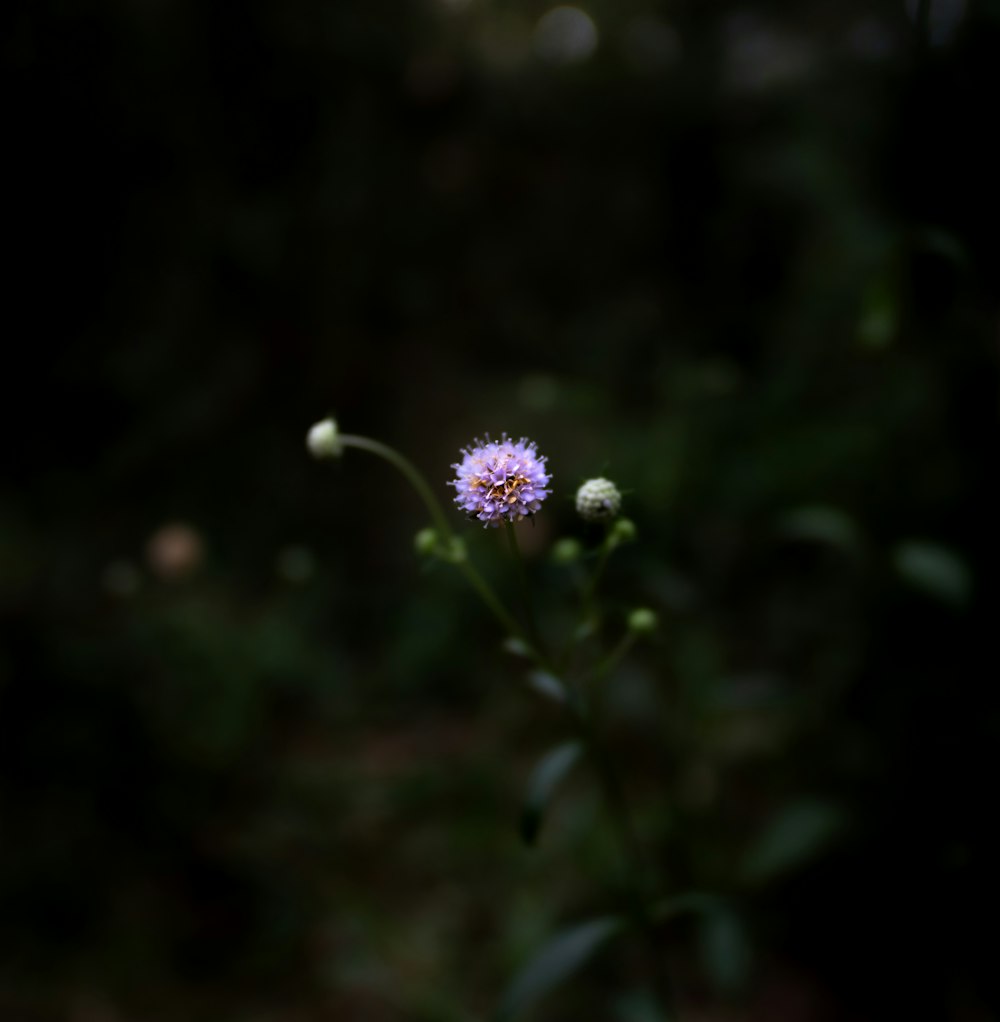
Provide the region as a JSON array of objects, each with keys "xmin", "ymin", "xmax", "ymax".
[
  {"xmin": 451, "ymin": 434, "xmax": 551, "ymax": 528},
  {"xmin": 575, "ymin": 477, "xmax": 622, "ymax": 523}
]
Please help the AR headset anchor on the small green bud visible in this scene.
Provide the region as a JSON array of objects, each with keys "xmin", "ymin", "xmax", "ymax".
[
  {"xmin": 552, "ymin": 537, "xmax": 583, "ymax": 564},
  {"xmin": 414, "ymin": 530, "xmax": 466, "ymax": 564},
  {"xmin": 306, "ymin": 417, "xmax": 342, "ymax": 459},
  {"xmin": 609, "ymin": 517, "xmax": 637, "ymax": 546},
  {"xmin": 414, "ymin": 528, "xmax": 440, "ymax": 557},
  {"xmin": 575, "ymin": 477, "xmax": 622, "ymax": 523},
  {"xmin": 444, "ymin": 536, "xmax": 467, "ymax": 563},
  {"xmin": 627, "ymin": 607, "xmax": 658, "ymax": 634}
]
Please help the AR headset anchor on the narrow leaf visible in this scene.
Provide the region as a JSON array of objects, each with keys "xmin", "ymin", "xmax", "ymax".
[
  {"xmin": 525, "ymin": 669, "xmax": 568, "ymax": 704},
  {"xmin": 742, "ymin": 801, "xmax": 847, "ymax": 885},
  {"xmin": 496, "ymin": 916, "xmax": 625, "ymax": 1022},
  {"xmin": 503, "ymin": 637, "xmax": 534, "ymax": 659},
  {"xmin": 894, "ymin": 540, "xmax": 971, "ymax": 607},
  {"xmin": 777, "ymin": 505, "xmax": 859, "ymax": 553},
  {"xmin": 520, "ymin": 741, "xmax": 582, "ymax": 845}
]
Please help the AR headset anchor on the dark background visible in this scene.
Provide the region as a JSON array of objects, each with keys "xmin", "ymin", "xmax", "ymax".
[{"xmin": 2, "ymin": 1, "xmax": 999, "ymax": 1019}]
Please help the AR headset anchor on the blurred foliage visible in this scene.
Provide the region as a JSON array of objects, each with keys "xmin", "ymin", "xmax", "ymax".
[{"xmin": 3, "ymin": 0, "xmax": 1000, "ymax": 1019}]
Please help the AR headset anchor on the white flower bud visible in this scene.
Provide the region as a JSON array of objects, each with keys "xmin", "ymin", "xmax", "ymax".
[
  {"xmin": 306, "ymin": 418, "xmax": 342, "ymax": 459},
  {"xmin": 575, "ymin": 477, "xmax": 622, "ymax": 523}
]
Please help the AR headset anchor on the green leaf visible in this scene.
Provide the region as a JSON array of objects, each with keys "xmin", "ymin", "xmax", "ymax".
[
  {"xmin": 612, "ymin": 989, "xmax": 672, "ymax": 1022},
  {"xmin": 893, "ymin": 540, "xmax": 971, "ymax": 607},
  {"xmin": 525, "ymin": 669, "xmax": 568, "ymax": 704},
  {"xmin": 742, "ymin": 801, "xmax": 847, "ymax": 885},
  {"xmin": 503, "ymin": 637, "xmax": 534, "ymax": 659},
  {"xmin": 777, "ymin": 505, "xmax": 859, "ymax": 553},
  {"xmin": 520, "ymin": 741, "xmax": 582, "ymax": 845},
  {"xmin": 496, "ymin": 916, "xmax": 626, "ymax": 1022},
  {"xmin": 698, "ymin": 906, "xmax": 752, "ymax": 995}
]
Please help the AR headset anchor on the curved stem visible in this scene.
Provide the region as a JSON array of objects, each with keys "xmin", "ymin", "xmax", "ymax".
[
  {"xmin": 458, "ymin": 557, "xmax": 527, "ymax": 645},
  {"xmin": 340, "ymin": 434, "xmax": 454, "ymax": 540}
]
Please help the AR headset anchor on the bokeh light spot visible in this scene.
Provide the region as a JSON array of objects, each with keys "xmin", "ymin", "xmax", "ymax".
[{"xmin": 533, "ymin": 6, "xmax": 598, "ymax": 65}]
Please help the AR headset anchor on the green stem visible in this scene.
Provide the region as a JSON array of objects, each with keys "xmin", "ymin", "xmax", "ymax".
[
  {"xmin": 591, "ymin": 631, "xmax": 637, "ymax": 685},
  {"xmin": 581, "ymin": 530, "xmax": 614, "ymax": 621},
  {"xmin": 557, "ymin": 529, "xmax": 615, "ymax": 674},
  {"xmin": 459, "ymin": 558, "xmax": 526, "ymax": 645},
  {"xmin": 504, "ymin": 521, "xmax": 549, "ymax": 662}
]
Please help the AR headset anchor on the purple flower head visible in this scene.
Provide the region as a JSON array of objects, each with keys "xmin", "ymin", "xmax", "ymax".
[{"xmin": 450, "ymin": 434, "xmax": 551, "ymax": 528}]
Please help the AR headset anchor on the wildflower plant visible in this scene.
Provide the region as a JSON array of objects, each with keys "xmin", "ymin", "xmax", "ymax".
[{"xmin": 307, "ymin": 417, "xmax": 716, "ymax": 1020}]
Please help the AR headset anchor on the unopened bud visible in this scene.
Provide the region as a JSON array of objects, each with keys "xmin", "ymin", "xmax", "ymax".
[
  {"xmin": 306, "ymin": 418, "xmax": 342, "ymax": 459},
  {"xmin": 444, "ymin": 536, "xmax": 467, "ymax": 563},
  {"xmin": 414, "ymin": 528, "xmax": 440, "ymax": 557},
  {"xmin": 627, "ymin": 607, "xmax": 658, "ymax": 634},
  {"xmin": 609, "ymin": 518, "xmax": 637, "ymax": 547},
  {"xmin": 576, "ymin": 477, "xmax": 622, "ymax": 523},
  {"xmin": 552, "ymin": 537, "xmax": 583, "ymax": 564}
]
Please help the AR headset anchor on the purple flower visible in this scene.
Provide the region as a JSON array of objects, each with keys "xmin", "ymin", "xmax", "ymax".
[{"xmin": 450, "ymin": 434, "xmax": 551, "ymax": 527}]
